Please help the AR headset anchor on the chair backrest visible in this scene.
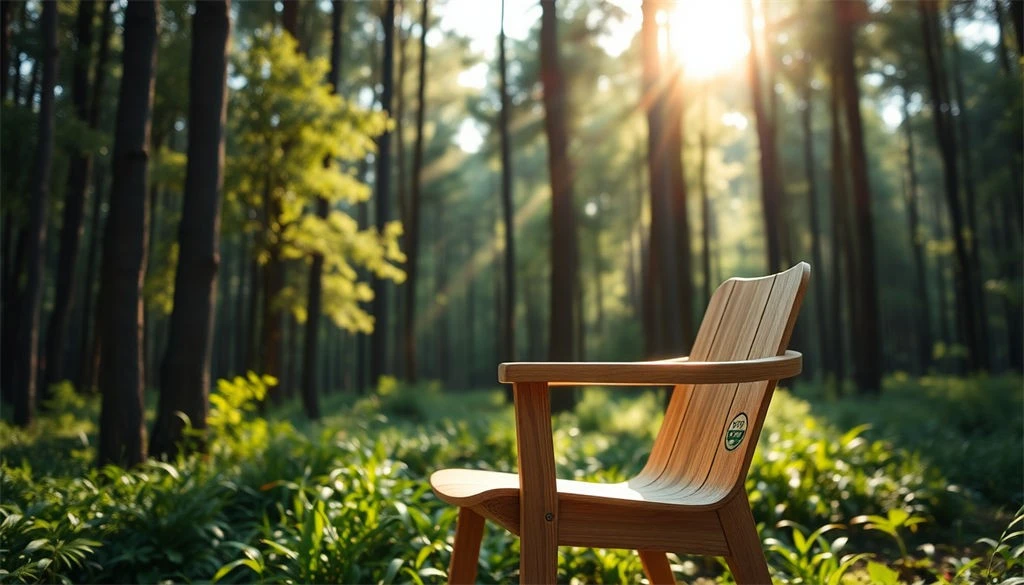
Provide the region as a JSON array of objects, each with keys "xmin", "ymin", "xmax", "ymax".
[{"xmin": 637, "ymin": 263, "xmax": 810, "ymax": 505}]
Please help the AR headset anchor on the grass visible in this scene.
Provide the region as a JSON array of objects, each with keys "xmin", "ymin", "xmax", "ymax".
[{"xmin": 1, "ymin": 374, "xmax": 1021, "ymax": 584}]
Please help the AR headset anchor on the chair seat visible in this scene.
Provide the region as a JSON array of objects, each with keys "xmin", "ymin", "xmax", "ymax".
[{"xmin": 430, "ymin": 468, "xmax": 732, "ymax": 511}]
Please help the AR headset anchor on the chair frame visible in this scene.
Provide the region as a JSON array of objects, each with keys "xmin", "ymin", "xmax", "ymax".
[{"xmin": 434, "ymin": 263, "xmax": 810, "ymax": 585}]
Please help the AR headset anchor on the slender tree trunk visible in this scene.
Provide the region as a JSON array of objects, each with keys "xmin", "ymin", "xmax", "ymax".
[
  {"xmin": 12, "ymin": 0, "xmax": 57, "ymax": 426},
  {"xmin": 43, "ymin": 0, "xmax": 98, "ymax": 395},
  {"xmin": 931, "ymin": 192, "xmax": 953, "ymax": 354},
  {"xmin": 435, "ymin": 204, "xmax": 450, "ymax": 382},
  {"xmin": 97, "ymin": 0, "xmax": 158, "ymax": 467},
  {"xmin": 947, "ymin": 5, "xmax": 991, "ymax": 370},
  {"xmin": 1009, "ymin": 0, "xmax": 1023, "ymax": 55},
  {"xmin": 0, "ymin": 0, "xmax": 13, "ymax": 101},
  {"xmin": 828, "ymin": 58, "xmax": 848, "ymax": 393},
  {"xmin": 260, "ymin": 189, "xmax": 285, "ymax": 400},
  {"xmin": 402, "ymin": 0, "xmax": 428, "ymax": 383},
  {"xmin": 666, "ymin": 66, "xmax": 694, "ymax": 351},
  {"xmin": 993, "ymin": 0, "xmax": 1014, "ymax": 73},
  {"xmin": 74, "ymin": 0, "xmax": 114, "ymax": 390},
  {"xmin": 699, "ymin": 88, "xmax": 712, "ymax": 307},
  {"xmin": 370, "ymin": 0, "xmax": 396, "ymax": 389},
  {"xmin": 918, "ymin": 0, "xmax": 982, "ymax": 372},
  {"xmin": 300, "ymin": 0, "xmax": 345, "ymax": 419},
  {"xmin": 151, "ymin": 0, "xmax": 229, "ymax": 459},
  {"xmin": 78, "ymin": 166, "xmax": 107, "ymax": 392},
  {"xmin": 498, "ymin": 0, "xmax": 515, "ymax": 370},
  {"xmin": 234, "ymin": 233, "xmax": 248, "ymax": 374},
  {"xmin": 641, "ymin": 0, "xmax": 682, "ymax": 358},
  {"xmin": 800, "ymin": 67, "xmax": 829, "ymax": 380},
  {"xmin": 245, "ymin": 254, "xmax": 261, "ymax": 372},
  {"xmin": 835, "ymin": 1, "xmax": 882, "ymax": 393},
  {"xmin": 746, "ymin": 0, "xmax": 783, "ymax": 273},
  {"xmin": 540, "ymin": 0, "xmax": 579, "ymax": 413},
  {"xmin": 900, "ymin": 87, "xmax": 934, "ymax": 373}
]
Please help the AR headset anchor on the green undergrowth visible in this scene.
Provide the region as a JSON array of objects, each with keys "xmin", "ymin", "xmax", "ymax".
[{"xmin": 1, "ymin": 374, "xmax": 1020, "ymax": 584}]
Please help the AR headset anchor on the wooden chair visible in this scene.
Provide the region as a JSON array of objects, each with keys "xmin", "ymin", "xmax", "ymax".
[{"xmin": 430, "ymin": 263, "xmax": 810, "ymax": 585}]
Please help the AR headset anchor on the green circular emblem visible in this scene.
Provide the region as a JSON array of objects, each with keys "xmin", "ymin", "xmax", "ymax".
[{"xmin": 724, "ymin": 413, "xmax": 748, "ymax": 451}]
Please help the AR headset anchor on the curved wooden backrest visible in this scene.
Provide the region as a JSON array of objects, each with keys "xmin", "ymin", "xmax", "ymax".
[{"xmin": 634, "ymin": 263, "xmax": 810, "ymax": 504}]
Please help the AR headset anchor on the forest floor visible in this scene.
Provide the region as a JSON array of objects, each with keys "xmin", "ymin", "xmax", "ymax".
[{"xmin": 1, "ymin": 373, "xmax": 1021, "ymax": 584}]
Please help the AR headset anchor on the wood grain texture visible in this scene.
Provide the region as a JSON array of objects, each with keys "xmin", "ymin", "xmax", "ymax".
[
  {"xmin": 498, "ymin": 351, "xmax": 801, "ymax": 385},
  {"xmin": 720, "ymin": 493, "xmax": 772, "ymax": 585},
  {"xmin": 639, "ymin": 551, "xmax": 677, "ymax": 585},
  {"xmin": 428, "ymin": 264, "xmax": 811, "ymax": 585},
  {"xmin": 638, "ymin": 274, "xmax": 777, "ymax": 496},
  {"xmin": 448, "ymin": 507, "xmax": 485, "ymax": 585},
  {"xmin": 513, "ymin": 382, "xmax": 558, "ymax": 584}
]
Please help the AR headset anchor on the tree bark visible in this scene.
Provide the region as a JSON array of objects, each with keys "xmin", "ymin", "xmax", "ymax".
[
  {"xmin": 828, "ymin": 55, "xmax": 848, "ymax": 393},
  {"xmin": 300, "ymin": 0, "xmax": 344, "ymax": 419},
  {"xmin": 834, "ymin": 0, "xmax": 882, "ymax": 394},
  {"xmin": 641, "ymin": 0, "xmax": 683, "ymax": 358},
  {"xmin": 947, "ymin": 5, "xmax": 991, "ymax": 370},
  {"xmin": 12, "ymin": 0, "xmax": 57, "ymax": 426},
  {"xmin": 746, "ymin": 0, "xmax": 784, "ymax": 273},
  {"xmin": 993, "ymin": 0, "xmax": 1014, "ymax": 74},
  {"xmin": 800, "ymin": 66, "xmax": 829, "ymax": 380},
  {"xmin": 918, "ymin": 0, "xmax": 982, "ymax": 372},
  {"xmin": 666, "ymin": 66, "xmax": 694, "ymax": 352},
  {"xmin": 900, "ymin": 87, "xmax": 934, "ymax": 373},
  {"xmin": 498, "ymin": 0, "xmax": 515, "ymax": 370},
  {"xmin": 151, "ymin": 0, "xmax": 229, "ymax": 459},
  {"xmin": 43, "ymin": 0, "xmax": 99, "ymax": 395},
  {"xmin": 97, "ymin": 0, "xmax": 158, "ymax": 467},
  {"xmin": 403, "ymin": 0, "xmax": 428, "ymax": 383},
  {"xmin": 370, "ymin": 0, "xmax": 396, "ymax": 389},
  {"xmin": 540, "ymin": 0, "xmax": 579, "ymax": 413},
  {"xmin": 0, "ymin": 0, "xmax": 13, "ymax": 101}
]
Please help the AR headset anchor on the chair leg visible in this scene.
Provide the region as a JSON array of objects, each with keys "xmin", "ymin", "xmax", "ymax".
[
  {"xmin": 448, "ymin": 507, "xmax": 485, "ymax": 585},
  {"xmin": 720, "ymin": 495, "xmax": 772, "ymax": 585},
  {"xmin": 638, "ymin": 550, "xmax": 676, "ymax": 585}
]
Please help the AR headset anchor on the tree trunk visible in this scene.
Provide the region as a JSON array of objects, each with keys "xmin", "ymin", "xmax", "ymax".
[
  {"xmin": 12, "ymin": 0, "xmax": 57, "ymax": 426},
  {"xmin": 835, "ymin": 0, "xmax": 882, "ymax": 394},
  {"xmin": 370, "ymin": 0, "xmax": 396, "ymax": 389},
  {"xmin": 74, "ymin": 0, "xmax": 114, "ymax": 390},
  {"xmin": 666, "ymin": 67, "xmax": 694, "ymax": 352},
  {"xmin": 97, "ymin": 0, "xmax": 158, "ymax": 467},
  {"xmin": 800, "ymin": 67, "xmax": 828, "ymax": 380},
  {"xmin": 947, "ymin": 5, "xmax": 991, "ymax": 370},
  {"xmin": 43, "ymin": 0, "xmax": 98, "ymax": 395},
  {"xmin": 746, "ymin": 0, "xmax": 783, "ymax": 273},
  {"xmin": 300, "ymin": 0, "xmax": 344, "ymax": 419},
  {"xmin": 402, "ymin": 0, "xmax": 428, "ymax": 383},
  {"xmin": 918, "ymin": 0, "xmax": 982, "ymax": 372},
  {"xmin": 498, "ymin": 0, "xmax": 515, "ymax": 402},
  {"xmin": 498, "ymin": 0, "xmax": 516, "ymax": 370},
  {"xmin": 0, "ymin": 0, "xmax": 13, "ymax": 101},
  {"xmin": 993, "ymin": 0, "xmax": 1014, "ymax": 74},
  {"xmin": 699, "ymin": 102, "xmax": 712, "ymax": 307},
  {"xmin": 151, "ymin": 0, "xmax": 229, "ymax": 459},
  {"xmin": 78, "ymin": 166, "xmax": 107, "ymax": 392},
  {"xmin": 641, "ymin": 0, "xmax": 682, "ymax": 358},
  {"xmin": 828, "ymin": 57, "xmax": 848, "ymax": 393},
  {"xmin": 1009, "ymin": 0, "xmax": 1023, "ymax": 55},
  {"xmin": 540, "ymin": 0, "xmax": 579, "ymax": 413},
  {"xmin": 900, "ymin": 87, "xmax": 933, "ymax": 373}
]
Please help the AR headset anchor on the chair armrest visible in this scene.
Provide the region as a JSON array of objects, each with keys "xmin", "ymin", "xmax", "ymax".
[{"xmin": 498, "ymin": 350, "xmax": 802, "ymax": 385}]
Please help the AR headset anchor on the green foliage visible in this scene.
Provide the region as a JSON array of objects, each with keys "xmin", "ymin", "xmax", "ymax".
[
  {"xmin": 0, "ymin": 376, "xmax": 1019, "ymax": 584},
  {"xmin": 225, "ymin": 28, "xmax": 403, "ymax": 334},
  {"xmin": 765, "ymin": 522, "xmax": 870, "ymax": 585}
]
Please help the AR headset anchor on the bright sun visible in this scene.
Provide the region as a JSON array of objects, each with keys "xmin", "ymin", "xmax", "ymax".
[{"xmin": 667, "ymin": 0, "xmax": 751, "ymax": 80}]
